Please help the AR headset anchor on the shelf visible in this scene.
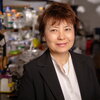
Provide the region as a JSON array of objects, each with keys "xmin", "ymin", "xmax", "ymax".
[{"xmin": 0, "ymin": 26, "xmax": 32, "ymax": 34}]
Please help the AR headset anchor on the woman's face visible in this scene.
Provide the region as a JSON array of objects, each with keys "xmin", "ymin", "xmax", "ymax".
[{"xmin": 44, "ymin": 20, "xmax": 75, "ymax": 55}]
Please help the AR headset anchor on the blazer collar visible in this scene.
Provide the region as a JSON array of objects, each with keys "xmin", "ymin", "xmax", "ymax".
[
  {"xmin": 37, "ymin": 49, "xmax": 85, "ymax": 100},
  {"xmin": 71, "ymin": 51, "xmax": 86, "ymax": 100}
]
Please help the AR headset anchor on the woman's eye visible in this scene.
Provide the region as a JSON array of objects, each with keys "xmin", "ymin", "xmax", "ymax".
[
  {"xmin": 65, "ymin": 28, "xmax": 71, "ymax": 31},
  {"xmin": 50, "ymin": 29, "xmax": 57, "ymax": 32}
]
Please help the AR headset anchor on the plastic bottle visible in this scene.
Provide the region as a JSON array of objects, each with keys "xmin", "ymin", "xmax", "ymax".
[
  {"xmin": 0, "ymin": 11, "xmax": 3, "ymax": 29},
  {"xmin": 7, "ymin": 13, "xmax": 13, "ymax": 29}
]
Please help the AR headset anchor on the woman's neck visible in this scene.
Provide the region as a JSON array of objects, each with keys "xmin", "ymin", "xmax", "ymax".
[{"xmin": 50, "ymin": 51, "xmax": 69, "ymax": 67}]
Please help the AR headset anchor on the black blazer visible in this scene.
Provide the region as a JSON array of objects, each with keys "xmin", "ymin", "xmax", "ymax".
[{"xmin": 18, "ymin": 49, "xmax": 100, "ymax": 100}]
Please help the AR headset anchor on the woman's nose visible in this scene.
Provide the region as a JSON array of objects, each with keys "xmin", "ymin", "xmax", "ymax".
[{"xmin": 57, "ymin": 30, "xmax": 65, "ymax": 40}]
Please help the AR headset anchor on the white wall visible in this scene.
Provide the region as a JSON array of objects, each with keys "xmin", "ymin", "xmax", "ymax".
[{"xmin": 75, "ymin": 0, "xmax": 100, "ymax": 33}]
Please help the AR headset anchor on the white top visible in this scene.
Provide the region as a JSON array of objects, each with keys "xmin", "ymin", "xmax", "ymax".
[{"xmin": 51, "ymin": 53, "xmax": 82, "ymax": 100}]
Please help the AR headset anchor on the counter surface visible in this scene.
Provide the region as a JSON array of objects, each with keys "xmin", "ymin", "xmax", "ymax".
[{"xmin": 0, "ymin": 93, "xmax": 17, "ymax": 100}]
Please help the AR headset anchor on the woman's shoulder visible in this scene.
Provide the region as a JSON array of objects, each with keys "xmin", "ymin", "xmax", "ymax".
[
  {"xmin": 24, "ymin": 49, "xmax": 49, "ymax": 69},
  {"xmin": 70, "ymin": 51, "xmax": 93, "ymax": 62},
  {"xmin": 70, "ymin": 51, "xmax": 95, "ymax": 72}
]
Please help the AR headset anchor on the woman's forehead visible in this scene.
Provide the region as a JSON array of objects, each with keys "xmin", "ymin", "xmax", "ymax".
[{"xmin": 46, "ymin": 18, "xmax": 73, "ymax": 26}]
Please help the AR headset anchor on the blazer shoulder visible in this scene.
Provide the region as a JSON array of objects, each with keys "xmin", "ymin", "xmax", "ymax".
[
  {"xmin": 70, "ymin": 51, "xmax": 93, "ymax": 62},
  {"xmin": 24, "ymin": 50, "xmax": 48, "ymax": 69},
  {"xmin": 24, "ymin": 56, "xmax": 41, "ymax": 69},
  {"xmin": 71, "ymin": 51, "xmax": 91, "ymax": 57}
]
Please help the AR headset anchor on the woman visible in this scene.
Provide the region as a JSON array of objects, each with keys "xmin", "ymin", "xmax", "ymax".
[{"xmin": 18, "ymin": 2, "xmax": 100, "ymax": 100}]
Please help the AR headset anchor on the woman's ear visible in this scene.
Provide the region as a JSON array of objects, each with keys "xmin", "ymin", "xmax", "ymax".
[{"xmin": 42, "ymin": 36, "xmax": 46, "ymax": 42}]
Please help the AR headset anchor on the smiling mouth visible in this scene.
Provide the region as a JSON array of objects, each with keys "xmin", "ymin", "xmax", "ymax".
[{"xmin": 56, "ymin": 43, "xmax": 67, "ymax": 47}]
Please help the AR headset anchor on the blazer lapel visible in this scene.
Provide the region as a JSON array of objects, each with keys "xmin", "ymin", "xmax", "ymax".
[
  {"xmin": 71, "ymin": 52, "xmax": 87, "ymax": 100},
  {"xmin": 38, "ymin": 49, "xmax": 64, "ymax": 100}
]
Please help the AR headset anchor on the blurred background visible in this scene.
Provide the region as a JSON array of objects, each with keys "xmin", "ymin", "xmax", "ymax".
[{"xmin": 0, "ymin": 0, "xmax": 100, "ymax": 100}]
